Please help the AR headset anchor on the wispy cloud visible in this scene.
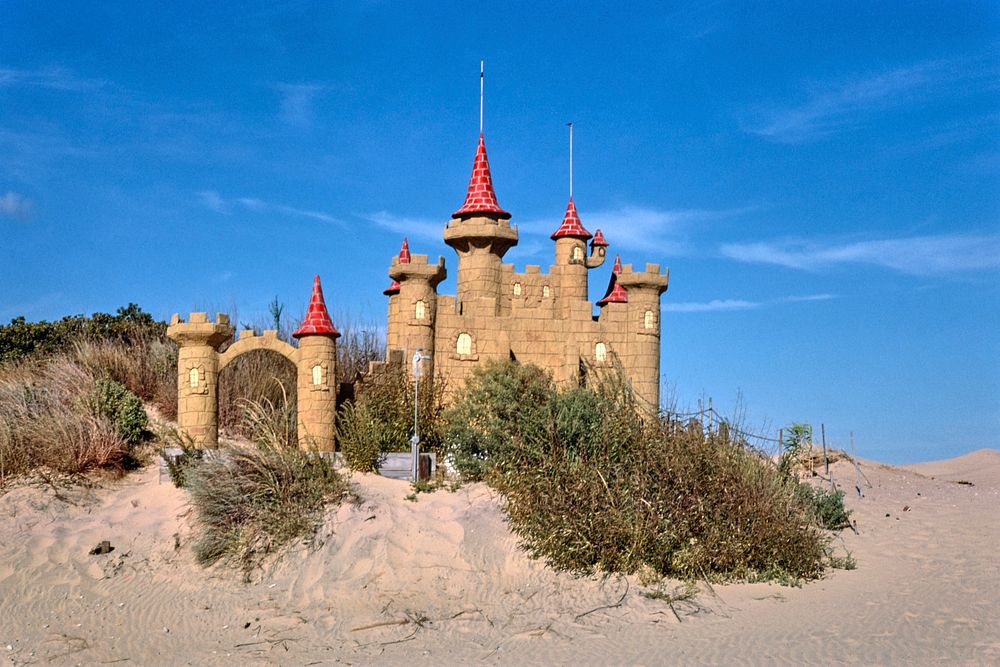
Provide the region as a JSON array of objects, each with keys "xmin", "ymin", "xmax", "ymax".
[
  {"xmin": 363, "ymin": 211, "xmax": 443, "ymax": 243},
  {"xmin": 198, "ymin": 191, "xmax": 343, "ymax": 225},
  {"xmin": 0, "ymin": 66, "xmax": 103, "ymax": 91},
  {"xmin": 274, "ymin": 83, "xmax": 326, "ymax": 128},
  {"xmin": 665, "ymin": 293, "xmax": 835, "ymax": 313},
  {"xmin": 720, "ymin": 234, "xmax": 1000, "ymax": 275},
  {"xmin": 749, "ymin": 58, "xmax": 995, "ymax": 143},
  {"xmin": 518, "ymin": 204, "xmax": 753, "ymax": 256},
  {"xmin": 0, "ymin": 191, "xmax": 33, "ymax": 219}
]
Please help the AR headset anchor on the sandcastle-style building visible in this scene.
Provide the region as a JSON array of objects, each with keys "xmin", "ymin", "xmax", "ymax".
[
  {"xmin": 167, "ymin": 130, "xmax": 669, "ymax": 451},
  {"xmin": 383, "ymin": 132, "xmax": 669, "ymax": 412}
]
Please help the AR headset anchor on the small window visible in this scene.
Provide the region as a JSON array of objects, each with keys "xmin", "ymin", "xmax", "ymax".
[
  {"xmin": 571, "ymin": 246, "xmax": 583, "ymax": 261},
  {"xmin": 415, "ymin": 300, "xmax": 426, "ymax": 320},
  {"xmin": 595, "ymin": 342, "xmax": 607, "ymax": 362},
  {"xmin": 312, "ymin": 364, "xmax": 323, "ymax": 386},
  {"xmin": 644, "ymin": 310, "xmax": 655, "ymax": 329},
  {"xmin": 456, "ymin": 333, "xmax": 472, "ymax": 355},
  {"xmin": 188, "ymin": 367, "xmax": 199, "ymax": 388},
  {"xmin": 542, "ymin": 285, "xmax": 551, "ymax": 298},
  {"xmin": 513, "ymin": 282, "xmax": 522, "ymax": 296}
]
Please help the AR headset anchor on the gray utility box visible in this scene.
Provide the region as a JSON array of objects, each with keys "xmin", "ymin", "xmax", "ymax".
[{"xmin": 379, "ymin": 452, "xmax": 437, "ymax": 481}]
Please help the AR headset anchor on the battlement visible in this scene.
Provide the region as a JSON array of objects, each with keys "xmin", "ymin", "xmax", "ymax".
[
  {"xmin": 167, "ymin": 312, "xmax": 234, "ymax": 348},
  {"xmin": 618, "ymin": 264, "xmax": 670, "ymax": 294},
  {"xmin": 389, "ymin": 255, "xmax": 447, "ymax": 286}
]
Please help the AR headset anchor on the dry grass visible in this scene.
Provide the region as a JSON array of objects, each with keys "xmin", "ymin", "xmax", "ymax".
[{"xmin": 0, "ymin": 357, "xmax": 134, "ymax": 486}]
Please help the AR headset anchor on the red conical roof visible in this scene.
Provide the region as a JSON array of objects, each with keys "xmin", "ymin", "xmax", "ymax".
[
  {"xmin": 398, "ymin": 237, "xmax": 411, "ymax": 264},
  {"xmin": 453, "ymin": 133, "xmax": 511, "ymax": 219},
  {"xmin": 293, "ymin": 275, "xmax": 341, "ymax": 339},
  {"xmin": 591, "ymin": 228, "xmax": 609, "ymax": 247},
  {"xmin": 551, "ymin": 197, "xmax": 592, "ymax": 240},
  {"xmin": 383, "ymin": 279, "xmax": 400, "ymax": 296},
  {"xmin": 597, "ymin": 255, "xmax": 628, "ymax": 305}
]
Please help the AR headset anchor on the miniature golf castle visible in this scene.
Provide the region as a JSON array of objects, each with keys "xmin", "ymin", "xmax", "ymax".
[
  {"xmin": 382, "ymin": 132, "xmax": 669, "ymax": 414},
  {"xmin": 167, "ymin": 131, "xmax": 669, "ymax": 451}
]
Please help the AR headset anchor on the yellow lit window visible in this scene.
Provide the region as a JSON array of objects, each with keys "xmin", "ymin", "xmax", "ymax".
[
  {"xmin": 415, "ymin": 300, "xmax": 426, "ymax": 320},
  {"xmin": 595, "ymin": 342, "xmax": 607, "ymax": 362},
  {"xmin": 456, "ymin": 333, "xmax": 472, "ymax": 355}
]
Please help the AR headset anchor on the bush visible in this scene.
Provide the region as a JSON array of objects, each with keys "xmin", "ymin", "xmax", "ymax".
[
  {"xmin": 443, "ymin": 360, "xmax": 554, "ymax": 480},
  {"xmin": 338, "ymin": 363, "xmax": 445, "ymax": 472},
  {"xmin": 0, "ymin": 304, "xmax": 165, "ymax": 365},
  {"xmin": 795, "ymin": 483, "xmax": 852, "ymax": 530},
  {"xmin": 445, "ymin": 361, "xmax": 828, "ymax": 583},
  {"xmin": 217, "ymin": 349, "xmax": 297, "ymax": 440},
  {"xmin": 186, "ymin": 399, "xmax": 348, "ymax": 579},
  {"xmin": 0, "ymin": 357, "xmax": 133, "ymax": 485},
  {"xmin": 89, "ymin": 378, "xmax": 148, "ymax": 445}
]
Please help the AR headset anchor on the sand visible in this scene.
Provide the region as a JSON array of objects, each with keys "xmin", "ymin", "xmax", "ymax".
[{"xmin": 1, "ymin": 449, "xmax": 998, "ymax": 666}]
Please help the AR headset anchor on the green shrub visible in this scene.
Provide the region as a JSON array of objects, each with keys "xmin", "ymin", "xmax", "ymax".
[
  {"xmin": 443, "ymin": 360, "xmax": 554, "ymax": 480},
  {"xmin": 338, "ymin": 363, "xmax": 445, "ymax": 472},
  {"xmin": 89, "ymin": 378, "xmax": 148, "ymax": 445},
  {"xmin": 445, "ymin": 361, "xmax": 828, "ymax": 583},
  {"xmin": 0, "ymin": 304, "xmax": 165, "ymax": 365},
  {"xmin": 795, "ymin": 483, "xmax": 852, "ymax": 530}
]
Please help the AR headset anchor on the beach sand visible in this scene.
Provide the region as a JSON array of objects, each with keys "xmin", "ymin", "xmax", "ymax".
[{"xmin": 1, "ymin": 448, "xmax": 997, "ymax": 665}]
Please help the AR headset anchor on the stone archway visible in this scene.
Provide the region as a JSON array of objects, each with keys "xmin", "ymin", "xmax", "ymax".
[{"xmin": 166, "ymin": 276, "xmax": 341, "ymax": 451}]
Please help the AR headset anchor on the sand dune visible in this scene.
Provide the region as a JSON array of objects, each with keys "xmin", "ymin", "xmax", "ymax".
[{"xmin": 1, "ymin": 449, "xmax": 998, "ymax": 665}]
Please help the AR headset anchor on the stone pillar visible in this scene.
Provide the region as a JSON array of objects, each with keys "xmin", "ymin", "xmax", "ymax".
[
  {"xmin": 166, "ymin": 313, "xmax": 234, "ymax": 448},
  {"xmin": 296, "ymin": 335, "xmax": 337, "ymax": 451},
  {"xmin": 617, "ymin": 264, "xmax": 670, "ymax": 415}
]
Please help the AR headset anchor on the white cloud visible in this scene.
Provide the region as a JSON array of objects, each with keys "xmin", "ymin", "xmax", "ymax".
[
  {"xmin": 363, "ymin": 211, "xmax": 446, "ymax": 243},
  {"xmin": 665, "ymin": 293, "xmax": 835, "ymax": 314},
  {"xmin": 749, "ymin": 58, "xmax": 994, "ymax": 143},
  {"xmin": 720, "ymin": 234, "xmax": 1000, "ymax": 275},
  {"xmin": 275, "ymin": 83, "xmax": 326, "ymax": 127},
  {"xmin": 198, "ymin": 191, "xmax": 342, "ymax": 225},
  {"xmin": 0, "ymin": 66, "xmax": 102, "ymax": 91},
  {"xmin": 0, "ymin": 191, "xmax": 33, "ymax": 218}
]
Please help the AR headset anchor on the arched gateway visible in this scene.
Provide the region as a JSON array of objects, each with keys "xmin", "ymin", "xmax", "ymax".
[{"xmin": 167, "ymin": 275, "xmax": 340, "ymax": 450}]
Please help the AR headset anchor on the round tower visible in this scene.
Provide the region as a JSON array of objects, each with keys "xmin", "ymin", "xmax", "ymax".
[
  {"xmin": 388, "ymin": 241, "xmax": 446, "ymax": 379},
  {"xmin": 617, "ymin": 263, "xmax": 670, "ymax": 415},
  {"xmin": 444, "ymin": 133, "xmax": 517, "ymax": 315},
  {"xmin": 292, "ymin": 275, "xmax": 339, "ymax": 452},
  {"xmin": 550, "ymin": 197, "xmax": 593, "ymax": 305},
  {"xmin": 166, "ymin": 312, "xmax": 234, "ymax": 448}
]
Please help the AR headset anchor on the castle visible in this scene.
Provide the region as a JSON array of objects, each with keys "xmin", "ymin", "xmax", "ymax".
[
  {"xmin": 166, "ymin": 131, "xmax": 670, "ymax": 451},
  {"xmin": 383, "ymin": 132, "xmax": 670, "ymax": 413}
]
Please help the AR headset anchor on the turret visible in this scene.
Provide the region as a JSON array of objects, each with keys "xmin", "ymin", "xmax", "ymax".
[
  {"xmin": 617, "ymin": 263, "xmax": 670, "ymax": 414},
  {"xmin": 166, "ymin": 312, "xmax": 235, "ymax": 447},
  {"xmin": 383, "ymin": 239, "xmax": 407, "ymax": 352},
  {"xmin": 444, "ymin": 133, "xmax": 517, "ymax": 316},
  {"xmin": 388, "ymin": 242, "xmax": 447, "ymax": 378},
  {"xmin": 292, "ymin": 275, "xmax": 340, "ymax": 451}
]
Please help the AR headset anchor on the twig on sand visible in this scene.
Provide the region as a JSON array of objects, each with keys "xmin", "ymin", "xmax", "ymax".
[
  {"xmin": 575, "ymin": 577, "xmax": 630, "ymax": 621},
  {"xmin": 350, "ymin": 618, "xmax": 411, "ymax": 633}
]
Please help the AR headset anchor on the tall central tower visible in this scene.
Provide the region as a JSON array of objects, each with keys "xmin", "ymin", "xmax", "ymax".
[{"xmin": 443, "ymin": 133, "xmax": 518, "ymax": 316}]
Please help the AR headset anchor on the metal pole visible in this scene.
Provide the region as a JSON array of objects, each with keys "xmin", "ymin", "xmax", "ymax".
[{"xmin": 411, "ymin": 348, "xmax": 431, "ymax": 483}]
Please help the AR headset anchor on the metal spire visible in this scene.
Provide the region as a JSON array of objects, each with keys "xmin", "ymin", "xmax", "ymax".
[
  {"xmin": 479, "ymin": 59, "xmax": 485, "ymax": 133},
  {"xmin": 567, "ymin": 122, "xmax": 574, "ymax": 198}
]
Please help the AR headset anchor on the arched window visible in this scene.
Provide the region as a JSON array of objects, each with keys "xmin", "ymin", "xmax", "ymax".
[
  {"xmin": 571, "ymin": 246, "xmax": 583, "ymax": 261},
  {"xmin": 644, "ymin": 310, "xmax": 656, "ymax": 329},
  {"xmin": 415, "ymin": 300, "xmax": 426, "ymax": 320},
  {"xmin": 312, "ymin": 364, "xmax": 323, "ymax": 386},
  {"xmin": 188, "ymin": 367, "xmax": 199, "ymax": 388},
  {"xmin": 456, "ymin": 333, "xmax": 472, "ymax": 355},
  {"xmin": 513, "ymin": 282, "xmax": 522, "ymax": 296},
  {"xmin": 542, "ymin": 285, "xmax": 551, "ymax": 298},
  {"xmin": 595, "ymin": 342, "xmax": 607, "ymax": 362}
]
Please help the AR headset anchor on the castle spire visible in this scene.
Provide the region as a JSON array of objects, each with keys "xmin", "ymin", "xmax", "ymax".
[
  {"xmin": 551, "ymin": 197, "xmax": 592, "ymax": 240},
  {"xmin": 399, "ymin": 237, "xmax": 411, "ymax": 264},
  {"xmin": 597, "ymin": 255, "xmax": 628, "ymax": 305},
  {"xmin": 383, "ymin": 279, "xmax": 400, "ymax": 296},
  {"xmin": 453, "ymin": 133, "xmax": 510, "ymax": 219},
  {"xmin": 293, "ymin": 275, "xmax": 341, "ymax": 338}
]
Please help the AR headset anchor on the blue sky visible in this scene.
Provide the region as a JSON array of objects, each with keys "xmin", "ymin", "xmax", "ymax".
[{"xmin": 1, "ymin": 1, "xmax": 998, "ymax": 463}]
